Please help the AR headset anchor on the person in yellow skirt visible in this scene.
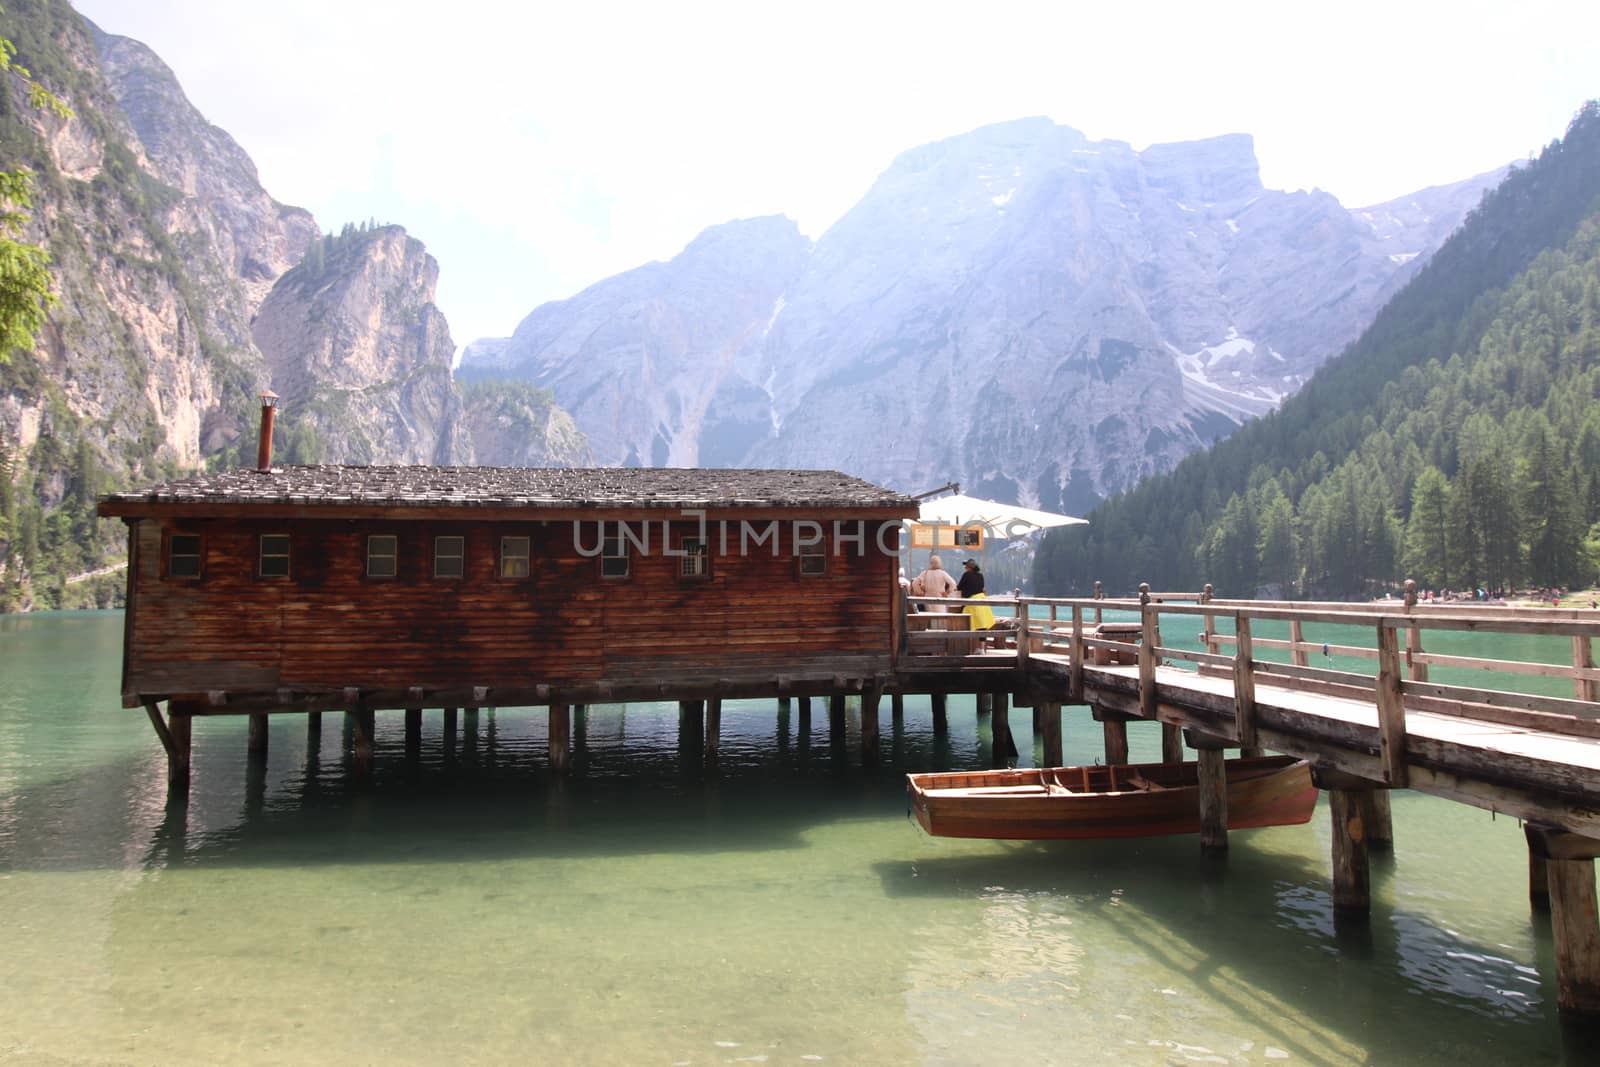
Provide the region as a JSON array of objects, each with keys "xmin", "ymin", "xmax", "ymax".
[{"xmin": 957, "ymin": 559, "xmax": 995, "ymax": 630}]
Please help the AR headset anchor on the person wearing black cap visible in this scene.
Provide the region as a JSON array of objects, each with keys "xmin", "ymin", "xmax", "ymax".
[{"xmin": 957, "ymin": 559, "xmax": 985, "ymax": 599}]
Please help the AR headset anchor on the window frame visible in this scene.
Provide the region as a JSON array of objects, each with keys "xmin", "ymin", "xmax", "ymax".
[
  {"xmin": 366, "ymin": 534, "xmax": 398, "ymax": 579},
  {"xmin": 166, "ymin": 531, "xmax": 203, "ymax": 579},
  {"xmin": 677, "ymin": 535, "xmax": 710, "ymax": 581},
  {"xmin": 433, "ymin": 535, "xmax": 465, "ymax": 580},
  {"xmin": 258, "ymin": 533, "xmax": 291, "ymax": 579},
  {"xmin": 600, "ymin": 529, "xmax": 630, "ymax": 580},
  {"xmin": 499, "ymin": 535, "xmax": 530, "ymax": 579},
  {"xmin": 797, "ymin": 544, "xmax": 827, "ymax": 577}
]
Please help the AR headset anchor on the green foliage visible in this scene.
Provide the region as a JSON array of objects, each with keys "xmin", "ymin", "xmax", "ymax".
[
  {"xmin": 1037, "ymin": 101, "xmax": 1600, "ymax": 598},
  {"xmin": 0, "ymin": 12, "xmax": 73, "ymax": 361}
]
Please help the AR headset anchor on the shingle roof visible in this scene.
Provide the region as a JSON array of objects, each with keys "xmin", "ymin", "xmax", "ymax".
[{"xmin": 100, "ymin": 465, "xmax": 915, "ymax": 511}]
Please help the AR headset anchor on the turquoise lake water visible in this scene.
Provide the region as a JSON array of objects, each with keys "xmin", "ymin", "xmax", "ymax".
[{"xmin": 1, "ymin": 610, "xmax": 1596, "ymax": 1065}]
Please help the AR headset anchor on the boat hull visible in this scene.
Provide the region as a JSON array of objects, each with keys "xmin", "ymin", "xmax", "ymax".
[{"xmin": 906, "ymin": 755, "xmax": 1318, "ymax": 840}]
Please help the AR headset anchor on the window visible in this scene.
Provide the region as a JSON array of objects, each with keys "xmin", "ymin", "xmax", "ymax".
[
  {"xmin": 168, "ymin": 533, "xmax": 202, "ymax": 578},
  {"xmin": 679, "ymin": 537, "xmax": 709, "ymax": 579},
  {"xmin": 500, "ymin": 536, "xmax": 530, "ymax": 578},
  {"xmin": 798, "ymin": 545, "xmax": 826, "ymax": 576},
  {"xmin": 259, "ymin": 534, "xmax": 290, "ymax": 578},
  {"xmin": 601, "ymin": 530, "xmax": 629, "ymax": 578},
  {"xmin": 367, "ymin": 535, "xmax": 397, "ymax": 578},
  {"xmin": 434, "ymin": 535, "xmax": 464, "ymax": 578}
]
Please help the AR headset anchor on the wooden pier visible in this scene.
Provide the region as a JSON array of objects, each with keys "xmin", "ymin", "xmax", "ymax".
[{"xmin": 899, "ymin": 583, "xmax": 1600, "ymax": 1017}]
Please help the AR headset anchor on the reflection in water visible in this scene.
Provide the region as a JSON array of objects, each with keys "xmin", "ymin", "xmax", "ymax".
[{"xmin": 0, "ymin": 613, "xmax": 1584, "ymax": 1064}]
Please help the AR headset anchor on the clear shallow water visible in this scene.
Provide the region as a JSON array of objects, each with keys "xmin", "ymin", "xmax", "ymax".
[{"xmin": 0, "ymin": 612, "xmax": 1593, "ymax": 1065}]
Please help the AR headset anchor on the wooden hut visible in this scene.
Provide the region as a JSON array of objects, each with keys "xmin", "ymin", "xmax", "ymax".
[{"xmin": 98, "ymin": 464, "xmax": 915, "ymax": 723}]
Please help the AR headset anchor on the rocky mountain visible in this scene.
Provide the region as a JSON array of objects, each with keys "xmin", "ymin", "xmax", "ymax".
[
  {"xmin": 465, "ymin": 118, "xmax": 1503, "ymax": 512},
  {"xmin": 0, "ymin": 1, "xmax": 587, "ymax": 610}
]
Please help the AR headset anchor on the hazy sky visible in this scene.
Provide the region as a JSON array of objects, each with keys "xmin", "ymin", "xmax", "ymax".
[{"xmin": 72, "ymin": 0, "xmax": 1599, "ymax": 349}]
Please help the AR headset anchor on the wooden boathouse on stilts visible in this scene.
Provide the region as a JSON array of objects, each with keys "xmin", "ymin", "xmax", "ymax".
[{"xmin": 97, "ymin": 402, "xmax": 918, "ymax": 791}]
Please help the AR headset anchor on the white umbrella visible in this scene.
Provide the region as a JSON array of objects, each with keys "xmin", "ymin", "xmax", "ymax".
[{"xmin": 916, "ymin": 493, "xmax": 1086, "ymax": 538}]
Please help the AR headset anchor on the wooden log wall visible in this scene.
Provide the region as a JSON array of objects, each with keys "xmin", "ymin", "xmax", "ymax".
[{"xmin": 123, "ymin": 515, "xmax": 902, "ymax": 701}]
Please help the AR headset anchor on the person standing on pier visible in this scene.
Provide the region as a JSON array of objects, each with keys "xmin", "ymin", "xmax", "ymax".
[
  {"xmin": 958, "ymin": 559, "xmax": 995, "ymax": 630},
  {"xmin": 912, "ymin": 555, "xmax": 958, "ymax": 611}
]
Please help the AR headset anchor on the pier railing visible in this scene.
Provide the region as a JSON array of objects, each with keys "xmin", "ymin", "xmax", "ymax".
[{"xmin": 907, "ymin": 590, "xmax": 1600, "ymax": 784}]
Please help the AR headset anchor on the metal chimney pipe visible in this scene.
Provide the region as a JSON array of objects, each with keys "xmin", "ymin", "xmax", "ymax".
[{"xmin": 257, "ymin": 390, "xmax": 279, "ymax": 471}]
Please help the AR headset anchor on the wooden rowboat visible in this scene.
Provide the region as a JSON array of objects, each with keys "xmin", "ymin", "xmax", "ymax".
[{"xmin": 906, "ymin": 754, "xmax": 1317, "ymax": 840}]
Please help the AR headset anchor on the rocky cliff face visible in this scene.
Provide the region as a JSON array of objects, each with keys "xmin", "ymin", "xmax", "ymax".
[
  {"xmin": 0, "ymin": 1, "xmax": 587, "ymax": 610},
  {"xmin": 466, "ymin": 118, "xmax": 1503, "ymax": 512},
  {"xmin": 252, "ymin": 225, "xmax": 460, "ymax": 465}
]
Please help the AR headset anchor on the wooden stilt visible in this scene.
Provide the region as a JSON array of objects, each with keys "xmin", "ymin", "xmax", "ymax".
[
  {"xmin": 1196, "ymin": 746, "xmax": 1228, "ymax": 854},
  {"xmin": 1368, "ymin": 788, "xmax": 1394, "ymax": 849},
  {"xmin": 932, "ymin": 692, "xmax": 948, "ymax": 736},
  {"xmin": 306, "ymin": 711, "xmax": 322, "ymax": 744},
  {"xmin": 1329, "ymin": 788, "xmax": 1372, "ymax": 914},
  {"xmin": 1531, "ymin": 851, "xmax": 1552, "ymax": 913},
  {"xmin": 704, "ymin": 698, "xmax": 722, "ymax": 760},
  {"xmin": 1102, "ymin": 715, "xmax": 1129, "ymax": 766},
  {"xmin": 1526, "ymin": 825, "xmax": 1600, "ymax": 1013},
  {"xmin": 248, "ymin": 712, "xmax": 268, "ymax": 758},
  {"xmin": 549, "ymin": 703, "xmax": 572, "ymax": 772},
  {"xmin": 976, "ymin": 692, "xmax": 993, "ymax": 717},
  {"xmin": 350, "ymin": 701, "xmax": 375, "ymax": 780},
  {"xmin": 829, "ymin": 694, "xmax": 846, "ymax": 740},
  {"xmin": 404, "ymin": 707, "xmax": 422, "ymax": 753},
  {"xmin": 1548, "ymin": 857, "xmax": 1600, "ymax": 1015},
  {"xmin": 442, "ymin": 707, "xmax": 458, "ymax": 752},
  {"xmin": 1161, "ymin": 722, "xmax": 1184, "ymax": 763},
  {"xmin": 1040, "ymin": 702, "xmax": 1063, "ymax": 767},
  {"xmin": 991, "ymin": 692, "xmax": 1012, "ymax": 768},
  {"xmin": 777, "ymin": 696, "xmax": 791, "ymax": 713},
  {"xmin": 1032, "ymin": 706, "xmax": 1041, "ymax": 733},
  {"xmin": 464, "ymin": 706, "xmax": 479, "ymax": 733},
  {"xmin": 861, "ymin": 686, "xmax": 881, "ymax": 765},
  {"xmin": 148, "ymin": 699, "xmax": 195, "ymax": 793},
  {"xmin": 891, "ymin": 692, "xmax": 904, "ymax": 720}
]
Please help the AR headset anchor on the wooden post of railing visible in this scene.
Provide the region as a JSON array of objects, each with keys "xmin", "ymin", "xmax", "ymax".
[
  {"xmin": 1375, "ymin": 622, "xmax": 1409, "ymax": 787},
  {"xmin": 1404, "ymin": 579, "xmax": 1428, "ymax": 684},
  {"xmin": 1233, "ymin": 613, "xmax": 1259, "ymax": 754},
  {"xmin": 1093, "ymin": 580, "xmax": 1105, "ymax": 626},
  {"xmin": 1138, "ymin": 595, "xmax": 1158, "ymax": 721},
  {"xmin": 1201, "ymin": 585, "xmax": 1218, "ymax": 658},
  {"xmin": 1290, "ymin": 618, "xmax": 1308, "ymax": 669},
  {"xmin": 1068, "ymin": 605, "xmax": 1085, "ymax": 704},
  {"xmin": 1016, "ymin": 597, "xmax": 1031, "ymax": 673},
  {"xmin": 1575, "ymin": 631, "xmax": 1598, "ymax": 704}
]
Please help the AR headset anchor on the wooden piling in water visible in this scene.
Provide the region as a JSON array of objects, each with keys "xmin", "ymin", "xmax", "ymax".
[
  {"xmin": 1161, "ymin": 722, "xmax": 1183, "ymax": 763},
  {"xmin": 705, "ymin": 698, "xmax": 722, "ymax": 760},
  {"xmin": 1039, "ymin": 702, "xmax": 1062, "ymax": 767},
  {"xmin": 861, "ymin": 686, "xmax": 881, "ymax": 764},
  {"xmin": 830, "ymin": 694, "xmax": 846, "ymax": 738},
  {"xmin": 442, "ymin": 707, "xmax": 458, "ymax": 752},
  {"xmin": 1527, "ymin": 825, "xmax": 1600, "ymax": 1015},
  {"xmin": 1328, "ymin": 788, "xmax": 1373, "ymax": 914},
  {"xmin": 549, "ymin": 703, "xmax": 571, "ymax": 772},
  {"xmin": 306, "ymin": 711, "xmax": 322, "ymax": 745},
  {"xmin": 1195, "ymin": 745, "xmax": 1228, "ymax": 854},
  {"xmin": 1368, "ymin": 788, "xmax": 1394, "ymax": 848},
  {"xmin": 991, "ymin": 693, "xmax": 1012, "ymax": 768},
  {"xmin": 404, "ymin": 707, "xmax": 421, "ymax": 753},
  {"xmin": 349, "ymin": 701, "xmax": 375, "ymax": 780},
  {"xmin": 932, "ymin": 692, "xmax": 948, "ymax": 736},
  {"xmin": 1102, "ymin": 715, "xmax": 1129, "ymax": 766},
  {"xmin": 248, "ymin": 712, "xmax": 268, "ymax": 758}
]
